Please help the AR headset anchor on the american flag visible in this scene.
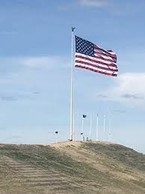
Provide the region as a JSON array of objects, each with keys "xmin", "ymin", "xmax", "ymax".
[{"xmin": 75, "ymin": 36, "xmax": 118, "ymax": 76}]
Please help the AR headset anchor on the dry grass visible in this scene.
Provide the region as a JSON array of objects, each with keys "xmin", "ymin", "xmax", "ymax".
[{"xmin": 0, "ymin": 142, "xmax": 145, "ymax": 194}]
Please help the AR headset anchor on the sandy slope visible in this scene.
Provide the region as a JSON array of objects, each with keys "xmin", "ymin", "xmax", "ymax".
[{"xmin": 0, "ymin": 141, "xmax": 145, "ymax": 194}]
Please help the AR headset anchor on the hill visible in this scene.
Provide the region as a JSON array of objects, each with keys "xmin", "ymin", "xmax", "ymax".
[{"xmin": 0, "ymin": 141, "xmax": 145, "ymax": 194}]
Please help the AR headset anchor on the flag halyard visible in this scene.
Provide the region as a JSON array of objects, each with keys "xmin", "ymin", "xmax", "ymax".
[{"xmin": 75, "ymin": 36, "xmax": 118, "ymax": 76}]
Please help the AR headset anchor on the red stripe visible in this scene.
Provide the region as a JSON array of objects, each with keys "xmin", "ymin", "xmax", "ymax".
[
  {"xmin": 75, "ymin": 55, "xmax": 118, "ymax": 68},
  {"xmin": 76, "ymin": 53, "xmax": 116, "ymax": 64},
  {"xmin": 94, "ymin": 52, "xmax": 117, "ymax": 63},
  {"xmin": 75, "ymin": 60, "xmax": 118, "ymax": 72},
  {"xmin": 95, "ymin": 50, "xmax": 117, "ymax": 60},
  {"xmin": 75, "ymin": 65, "xmax": 117, "ymax": 76},
  {"xmin": 94, "ymin": 46, "xmax": 117, "ymax": 60}
]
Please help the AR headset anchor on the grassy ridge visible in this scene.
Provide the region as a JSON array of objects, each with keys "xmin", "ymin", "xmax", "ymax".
[
  {"xmin": 0, "ymin": 142, "xmax": 145, "ymax": 194},
  {"xmin": 83, "ymin": 143, "xmax": 145, "ymax": 170}
]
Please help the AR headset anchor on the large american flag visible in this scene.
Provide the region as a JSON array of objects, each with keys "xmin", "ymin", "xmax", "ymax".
[{"xmin": 75, "ymin": 36, "xmax": 118, "ymax": 76}]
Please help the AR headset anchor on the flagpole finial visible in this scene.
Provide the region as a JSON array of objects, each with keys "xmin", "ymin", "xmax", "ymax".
[{"xmin": 71, "ymin": 27, "xmax": 75, "ymax": 32}]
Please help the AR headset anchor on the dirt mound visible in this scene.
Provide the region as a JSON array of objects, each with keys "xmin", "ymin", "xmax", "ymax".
[{"xmin": 0, "ymin": 142, "xmax": 145, "ymax": 194}]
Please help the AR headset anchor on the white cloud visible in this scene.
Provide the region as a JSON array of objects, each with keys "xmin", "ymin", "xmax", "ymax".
[
  {"xmin": 0, "ymin": 55, "xmax": 70, "ymax": 104},
  {"xmin": 0, "ymin": 56, "xmax": 68, "ymax": 77},
  {"xmin": 22, "ymin": 56, "xmax": 67, "ymax": 69},
  {"xmin": 78, "ymin": 0, "xmax": 109, "ymax": 7},
  {"xmin": 97, "ymin": 73, "xmax": 145, "ymax": 107},
  {"xmin": 113, "ymin": 73, "xmax": 145, "ymax": 96}
]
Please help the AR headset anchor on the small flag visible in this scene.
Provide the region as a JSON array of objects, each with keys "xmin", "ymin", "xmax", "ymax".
[
  {"xmin": 83, "ymin": 114, "xmax": 87, "ymax": 118},
  {"xmin": 75, "ymin": 36, "xmax": 118, "ymax": 76}
]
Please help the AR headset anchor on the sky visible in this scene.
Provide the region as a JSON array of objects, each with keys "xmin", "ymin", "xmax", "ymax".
[{"xmin": 0, "ymin": 0, "xmax": 145, "ymax": 153}]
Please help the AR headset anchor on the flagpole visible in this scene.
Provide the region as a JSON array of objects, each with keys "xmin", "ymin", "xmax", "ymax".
[
  {"xmin": 89, "ymin": 114, "xmax": 92, "ymax": 140},
  {"xmin": 103, "ymin": 114, "xmax": 106, "ymax": 141},
  {"xmin": 96, "ymin": 114, "xmax": 99, "ymax": 141},
  {"xmin": 69, "ymin": 27, "xmax": 75, "ymax": 141},
  {"xmin": 81, "ymin": 117, "xmax": 84, "ymax": 141},
  {"xmin": 81, "ymin": 115, "xmax": 86, "ymax": 141},
  {"xmin": 108, "ymin": 113, "xmax": 112, "ymax": 142}
]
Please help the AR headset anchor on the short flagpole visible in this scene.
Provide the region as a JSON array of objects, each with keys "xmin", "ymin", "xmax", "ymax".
[
  {"xmin": 108, "ymin": 113, "xmax": 112, "ymax": 142},
  {"xmin": 103, "ymin": 114, "xmax": 106, "ymax": 141},
  {"xmin": 81, "ymin": 117, "xmax": 84, "ymax": 141},
  {"xmin": 96, "ymin": 114, "xmax": 99, "ymax": 141},
  {"xmin": 69, "ymin": 27, "xmax": 75, "ymax": 141},
  {"xmin": 89, "ymin": 114, "xmax": 92, "ymax": 140}
]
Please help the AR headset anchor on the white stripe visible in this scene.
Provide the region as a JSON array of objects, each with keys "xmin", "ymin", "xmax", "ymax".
[
  {"xmin": 95, "ymin": 48, "xmax": 117, "ymax": 57},
  {"xmin": 75, "ymin": 58, "xmax": 117, "ymax": 71},
  {"xmin": 75, "ymin": 63, "xmax": 118, "ymax": 75},
  {"xmin": 76, "ymin": 53, "xmax": 117, "ymax": 66},
  {"xmin": 94, "ymin": 54, "xmax": 116, "ymax": 65},
  {"xmin": 75, "ymin": 54, "xmax": 118, "ymax": 70},
  {"xmin": 94, "ymin": 53, "xmax": 115, "ymax": 62},
  {"xmin": 75, "ymin": 62, "xmax": 117, "ymax": 73},
  {"xmin": 94, "ymin": 49, "xmax": 117, "ymax": 61}
]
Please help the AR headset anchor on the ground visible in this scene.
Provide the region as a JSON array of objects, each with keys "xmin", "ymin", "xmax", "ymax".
[{"xmin": 0, "ymin": 141, "xmax": 145, "ymax": 194}]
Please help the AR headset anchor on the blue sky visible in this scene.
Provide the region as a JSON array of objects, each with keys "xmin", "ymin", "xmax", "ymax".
[{"xmin": 0, "ymin": 0, "xmax": 145, "ymax": 153}]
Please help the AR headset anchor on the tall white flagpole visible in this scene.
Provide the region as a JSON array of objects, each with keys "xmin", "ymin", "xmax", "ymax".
[{"xmin": 69, "ymin": 27, "xmax": 75, "ymax": 141}]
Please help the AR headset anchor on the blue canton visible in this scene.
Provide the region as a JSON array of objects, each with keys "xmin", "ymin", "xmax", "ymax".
[{"xmin": 75, "ymin": 36, "xmax": 94, "ymax": 57}]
